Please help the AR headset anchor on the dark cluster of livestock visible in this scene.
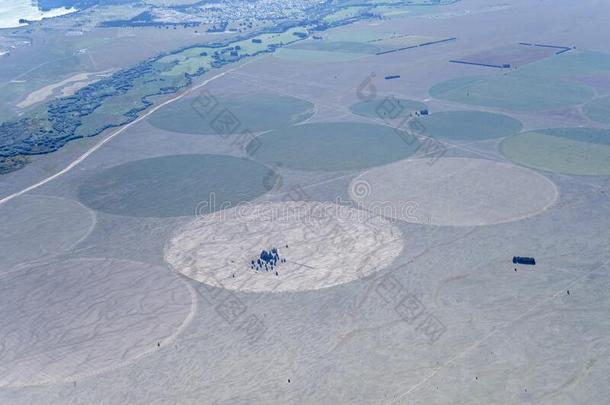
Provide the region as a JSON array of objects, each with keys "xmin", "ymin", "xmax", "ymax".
[{"xmin": 250, "ymin": 245, "xmax": 289, "ymax": 274}]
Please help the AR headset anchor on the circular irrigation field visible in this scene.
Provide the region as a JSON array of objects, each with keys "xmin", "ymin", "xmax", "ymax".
[
  {"xmin": 429, "ymin": 75, "xmax": 593, "ymax": 112},
  {"xmin": 164, "ymin": 201, "xmax": 403, "ymax": 293},
  {"xmin": 349, "ymin": 98, "xmax": 427, "ymax": 119},
  {"xmin": 0, "ymin": 258, "xmax": 193, "ymax": 387},
  {"xmin": 247, "ymin": 122, "xmax": 421, "ymax": 171},
  {"xmin": 349, "ymin": 157, "xmax": 558, "ymax": 226},
  {"xmin": 0, "ymin": 195, "xmax": 95, "ymax": 272},
  {"xmin": 148, "ymin": 93, "xmax": 315, "ymax": 135},
  {"xmin": 78, "ymin": 154, "xmax": 276, "ymax": 218},
  {"xmin": 413, "ymin": 111, "xmax": 523, "ymax": 141},
  {"xmin": 583, "ymin": 96, "xmax": 610, "ymax": 125},
  {"xmin": 501, "ymin": 127, "xmax": 610, "ymax": 175}
]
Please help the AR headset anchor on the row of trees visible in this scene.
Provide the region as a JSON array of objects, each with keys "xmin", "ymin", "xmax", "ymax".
[{"xmin": 0, "ymin": 60, "xmax": 156, "ymax": 173}]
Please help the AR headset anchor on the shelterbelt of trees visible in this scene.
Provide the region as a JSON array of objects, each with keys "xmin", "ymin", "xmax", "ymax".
[{"xmin": 0, "ymin": 60, "xmax": 168, "ymax": 174}]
